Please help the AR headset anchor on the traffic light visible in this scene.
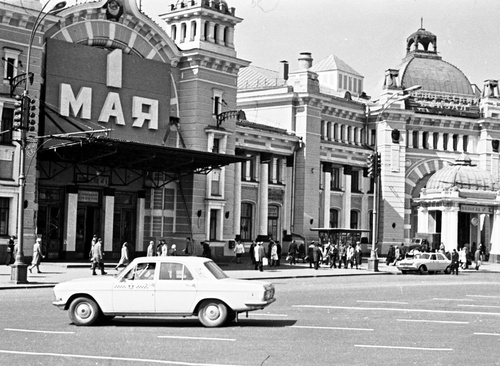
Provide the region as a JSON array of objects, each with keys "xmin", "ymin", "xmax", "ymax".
[
  {"xmin": 13, "ymin": 95, "xmax": 24, "ymax": 130},
  {"xmin": 366, "ymin": 153, "xmax": 375, "ymax": 178},
  {"xmin": 376, "ymin": 153, "xmax": 381, "ymax": 175},
  {"xmin": 27, "ymin": 97, "xmax": 37, "ymax": 132}
]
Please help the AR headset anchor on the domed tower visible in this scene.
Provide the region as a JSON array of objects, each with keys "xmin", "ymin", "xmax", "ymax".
[{"xmin": 160, "ymin": 0, "xmax": 241, "ymax": 57}]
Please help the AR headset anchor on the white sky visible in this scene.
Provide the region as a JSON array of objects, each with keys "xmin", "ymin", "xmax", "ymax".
[{"xmin": 58, "ymin": 0, "xmax": 500, "ymax": 97}]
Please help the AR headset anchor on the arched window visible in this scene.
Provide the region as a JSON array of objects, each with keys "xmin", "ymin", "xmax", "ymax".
[
  {"xmin": 203, "ymin": 21, "xmax": 209, "ymax": 41},
  {"xmin": 223, "ymin": 26, "xmax": 229, "ymax": 45},
  {"xmin": 214, "ymin": 24, "xmax": 219, "ymax": 44},
  {"xmin": 240, "ymin": 203, "xmax": 253, "ymax": 241},
  {"xmin": 350, "ymin": 210, "xmax": 359, "ymax": 229},
  {"xmin": 171, "ymin": 25, "xmax": 177, "ymax": 41},
  {"xmin": 329, "ymin": 209, "xmax": 339, "ymax": 228},
  {"xmin": 190, "ymin": 20, "xmax": 197, "ymax": 41},
  {"xmin": 180, "ymin": 23, "xmax": 187, "ymax": 43}
]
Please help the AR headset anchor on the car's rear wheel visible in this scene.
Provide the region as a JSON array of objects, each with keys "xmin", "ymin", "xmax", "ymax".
[
  {"xmin": 68, "ymin": 297, "xmax": 101, "ymax": 326},
  {"xmin": 198, "ymin": 300, "xmax": 228, "ymax": 327},
  {"xmin": 419, "ymin": 265, "xmax": 427, "ymax": 275},
  {"xmin": 444, "ymin": 266, "xmax": 451, "ymax": 274}
]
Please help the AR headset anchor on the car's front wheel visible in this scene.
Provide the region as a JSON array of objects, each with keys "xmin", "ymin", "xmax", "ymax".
[
  {"xmin": 68, "ymin": 297, "xmax": 101, "ymax": 326},
  {"xmin": 444, "ymin": 266, "xmax": 451, "ymax": 274},
  {"xmin": 198, "ymin": 300, "xmax": 228, "ymax": 327},
  {"xmin": 419, "ymin": 265, "xmax": 427, "ymax": 275}
]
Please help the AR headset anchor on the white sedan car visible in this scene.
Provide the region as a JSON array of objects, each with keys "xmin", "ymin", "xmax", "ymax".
[
  {"xmin": 397, "ymin": 252, "xmax": 451, "ymax": 274},
  {"xmin": 53, "ymin": 256, "xmax": 276, "ymax": 327}
]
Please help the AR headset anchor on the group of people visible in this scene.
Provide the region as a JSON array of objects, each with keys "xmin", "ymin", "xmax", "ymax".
[
  {"xmin": 5, "ymin": 235, "xmax": 46, "ymax": 275},
  {"xmin": 313, "ymin": 241, "xmax": 364, "ymax": 270},
  {"xmin": 247, "ymin": 240, "xmax": 282, "ymax": 271}
]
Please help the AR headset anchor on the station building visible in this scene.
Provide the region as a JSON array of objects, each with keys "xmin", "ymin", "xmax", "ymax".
[
  {"xmin": 0, "ymin": 0, "xmax": 248, "ymax": 260},
  {"xmin": 1, "ymin": 0, "xmax": 500, "ymax": 263}
]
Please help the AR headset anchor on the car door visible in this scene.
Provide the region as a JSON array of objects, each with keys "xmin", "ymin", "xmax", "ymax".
[
  {"xmin": 428, "ymin": 254, "xmax": 437, "ymax": 271},
  {"xmin": 112, "ymin": 262, "xmax": 156, "ymax": 313},
  {"xmin": 155, "ymin": 262, "xmax": 197, "ymax": 313},
  {"xmin": 435, "ymin": 253, "xmax": 448, "ymax": 271}
]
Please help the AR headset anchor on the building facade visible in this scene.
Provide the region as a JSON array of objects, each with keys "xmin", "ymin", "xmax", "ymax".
[
  {"xmin": 0, "ymin": 0, "xmax": 248, "ymax": 261},
  {"xmin": 235, "ymin": 28, "xmax": 500, "ymax": 262}
]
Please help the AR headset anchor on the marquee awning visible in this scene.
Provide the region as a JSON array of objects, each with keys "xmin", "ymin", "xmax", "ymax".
[{"xmin": 38, "ymin": 136, "xmax": 246, "ymax": 176}]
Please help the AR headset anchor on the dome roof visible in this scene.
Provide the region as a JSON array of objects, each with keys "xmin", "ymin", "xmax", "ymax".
[
  {"xmin": 426, "ymin": 154, "xmax": 499, "ymax": 191},
  {"xmin": 396, "ymin": 27, "xmax": 474, "ymax": 96},
  {"xmin": 399, "ymin": 57, "xmax": 474, "ymax": 95}
]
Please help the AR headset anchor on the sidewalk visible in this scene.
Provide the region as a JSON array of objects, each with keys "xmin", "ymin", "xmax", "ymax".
[{"xmin": 1, "ymin": 258, "xmax": 499, "ymax": 290}]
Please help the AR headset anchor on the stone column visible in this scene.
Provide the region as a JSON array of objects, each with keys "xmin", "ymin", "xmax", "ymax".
[
  {"xmin": 441, "ymin": 206, "xmax": 459, "ymax": 251},
  {"xmin": 103, "ymin": 192, "xmax": 115, "ymax": 253},
  {"xmin": 233, "ymin": 162, "xmax": 242, "ymax": 240},
  {"xmin": 323, "ymin": 165, "xmax": 331, "ymax": 227},
  {"xmin": 407, "ymin": 130, "xmax": 413, "ymax": 148},
  {"xmin": 136, "ymin": 191, "xmax": 145, "ymax": 252},
  {"xmin": 342, "ymin": 168, "xmax": 352, "ymax": 228},
  {"xmin": 64, "ymin": 191, "xmax": 78, "ymax": 252},
  {"xmin": 417, "ymin": 206, "xmax": 429, "ymax": 233},
  {"xmin": 258, "ymin": 157, "xmax": 270, "ymax": 240}
]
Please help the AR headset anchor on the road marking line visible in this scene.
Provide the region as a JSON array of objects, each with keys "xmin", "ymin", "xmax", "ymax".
[
  {"xmin": 397, "ymin": 319, "xmax": 469, "ymax": 324},
  {"xmin": 432, "ymin": 298, "xmax": 474, "ymax": 301},
  {"xmin": 5, "ymin": 328, "xmax": 74, "ymax": 334},
  {"xmin": 355, "ymin": 345, "xmax": 453, "ymax": 351},
  {"xmin": 458, "ymin": 304, "xmax": 500, "ymax": 309},
  {"xmin": 474, "ymin": 333, "xmax": 500, "ymax": 336},
  {"xmin": 292, "ymin": 305, "xmax": 500, "ymax": 317},
  {"xmin": 358, "ymin": 300, "xmax": 408, "ymax": 305},
  {"xmin": 467, "ymin": 295, "xmax": 500, "ymax": 299},
  {"xmin": 158, "ymin": 336, "xmax": 236, "ymax": 342},
  {"xmin": 291, "ymin": 325, "xmax": 373, "ymax": 331},
  {"xmin": 0, "ymin": 350, "xmax": 242, "ymax": 366}
]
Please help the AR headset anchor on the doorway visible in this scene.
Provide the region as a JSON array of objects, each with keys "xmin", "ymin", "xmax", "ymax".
[{"xmin": 76, "ymin": 206, "xmax": 101, "ymax": 259}]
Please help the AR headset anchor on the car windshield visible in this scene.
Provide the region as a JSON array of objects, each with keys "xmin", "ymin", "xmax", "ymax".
[{"xmin": 204, "ymin": 261, "xmax": 229, "ymax": 279}]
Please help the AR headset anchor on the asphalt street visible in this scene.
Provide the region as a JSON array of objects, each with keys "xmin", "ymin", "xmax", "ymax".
[{"xmin": 0, "ymin": 269, "xmax": 499, "ymax": 365}]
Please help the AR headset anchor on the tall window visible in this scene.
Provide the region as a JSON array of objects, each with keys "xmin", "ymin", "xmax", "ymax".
[
  {"xmin": 329, "ymin": 209, "xmax": 339, "ymax": 228},
  {"xmin": 170, "ymin": 25, "xmax": 177, "ymax": 41},
  {"xmin": 180, "ymin": 23, "xmax": 187, "ymax": 42},
  {"xmin": 422, "ymin": 131, "xmax": 429, "ymax": 149},
  {"xmin": 3, "ymin": 49, "xmax": 21, "ymax": 82},
  {"xmin": 331, "ymin": 167, "xmax": 340, "ymax": 190},
  {"xmin": 0, "ymin": 197, "xmax": 9, "ymax": 235},
  {"xmin": 433, "ymin": 132, "xmax": 439, "ymax": 149},
  {"xmin": 190, "ymin": 21, "xmax": 197, "ymax": 41},
  {"xmin": 351, "ymin": 170, "xmax": 360, "ymax": 192},
  {"xmin": 443, "ymin": 134, "xmax": 449, "ymax": 150},
  {"xmin": 267, "ymin": 205, "xmax": 279, "ymax": 241},
  {"xmin": 463, "ymin": 135, "xmax": 468, "ymax": 152},
  {"xmin": 240, "ymin": 203, "xmax": 253, "ymax": 241},
  {"xmin": 452, "ymin": 134, "xmax": 458, "ymax": 151},
  {"xmin": 412, "ymin": 131, "xmax": 419, "ymax": 148},
  {"xmin": 350, "ymin": 210, "xmax": 359, "ymax": 229},
  {"xmin": 241, "ymin": 155, "xmax": 255, "ymax": 181},
  {"xmin": 209, "ymin": 209, "xmax": 218, "ymax": 240},
  {"xmin": 1, "ymin": 108, "xmax": 13, "ymax": 144}
]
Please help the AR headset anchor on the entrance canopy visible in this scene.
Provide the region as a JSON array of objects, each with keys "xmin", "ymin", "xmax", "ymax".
[{"xmin": 38, "ymin": 136, "xmax": 246, "ymax": 177}]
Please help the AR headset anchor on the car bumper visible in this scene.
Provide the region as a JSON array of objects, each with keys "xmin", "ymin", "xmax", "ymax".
[
  {"xmin": 52, "ymin": 299, "xmax": 67, "ymax": 309},
  {"xmin": 397, "ymin": 265, "xmax": 418, "ymax": 271},
  {"xmin": 244, "ymin": 298, "xmax": 276, "ymax": 308}
]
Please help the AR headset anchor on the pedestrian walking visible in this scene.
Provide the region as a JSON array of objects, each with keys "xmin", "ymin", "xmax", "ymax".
[
  {"xmin": 392, "ymin": 245, "xmax": 400, "ymax": 266},
  {"xmin": 307, "ymin": 241, "xmax": 315, "ymax": 268},
  {"xmin": 28, "ymin": 238, "xmax": 45, "ymax": 274},
  {"xmin": 201, "ymin": 241, "xmax": 212, "ymax": 259},
  {"xmin": 451, "ymin": 249, "xmax": 459, "ymax": 275},
  {"xmin": 288, "ymin": 240, "xmax": 298, "ymax": 265},
  {"xmin": 161, "ymin": 240, "xmax": 168, "ymax": 256},
  {"xmin": 169, "ymin": 244, "xmax": 177, "ymax": 256},
  {"xmin": 5, "ymin": 236, "xmax": 14, "ymax": 265},
  {"xmin": 249, "ymin": 241, "xmax": 256, "ymax": 266},
  {"xmin": 156, "ymin": 240, "xmax": 163, "ymax": 256},
  {"xmin": 355, "ymin": 242, "xmax": 363, "ymax": 269},
  {"xmin": 338, "ymin": 243, "xmax": 347, "ymax": 268},
  {"xmin": 254, "ymin": 242, "xmax": 265, "ymax": 271},
  {"xmin": 147, "ymin": 240, "xmax": 155, "ymax": 256},
  {"xmin": 328, "ymin": 243, "xmax": 339, "ymax": 269},
  {"xmin": 270, "ymin": 242, "xmax": 279, "ymax": 267},
  {"xmin": 90, "ymin": 238, "xmax": 107, "ymax": 275},
  {"xmin": 276, "ymin": 241, "xmax": 282, "ymax": 266},
  {"xmin": 474, "ymin": 247, "xmax": 482, "ymax": 270},
  {"xmin": 114, "ymin": 242, "xmax": 129, "ymax": 270},
  {"xmin": 234, "ymin": 241, "xmax": 245, "ymax": 264},
  {"xmin": 386, "ymin": 245, "xmax": 395, "ymax": 265},
  {"xmin": 183, "ymin": 237, "xmax": 192, "ymax": 255},
  {"xmin": 346, "ymin": 244, "xmax": 355, "ymax": 268},
  {"xmin": 312, "ymin": 242, "xmax": 323, "ymax": 270}
]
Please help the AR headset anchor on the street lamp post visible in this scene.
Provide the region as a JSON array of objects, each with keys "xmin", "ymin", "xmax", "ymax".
[
  {"xmin": 367, "ymin": 85, "xmax": 421, "ymax": 272},
  {"xmin": 11, "ymin": 1, "xmax": 66, "ymax": 284}
]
